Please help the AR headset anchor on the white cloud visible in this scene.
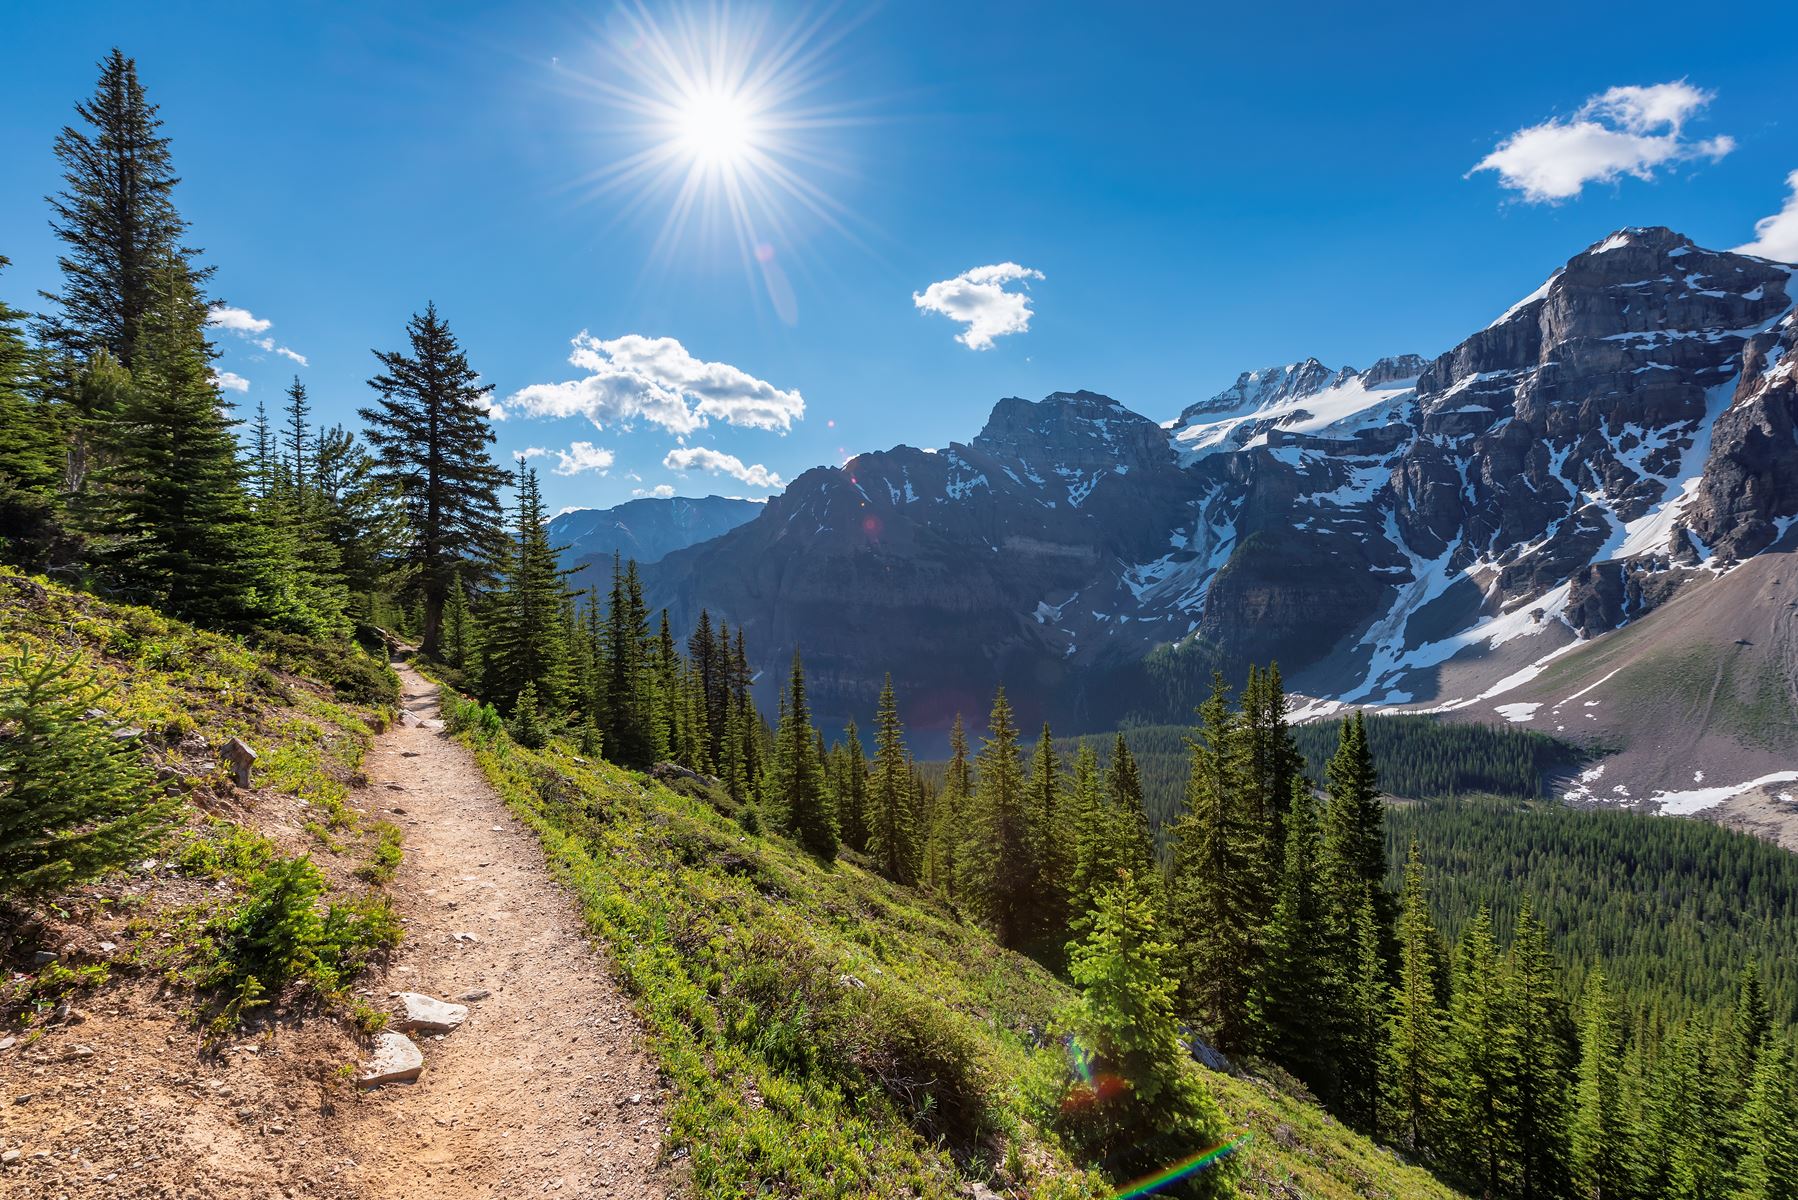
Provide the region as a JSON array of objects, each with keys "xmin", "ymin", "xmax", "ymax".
[
  {"xmin": 207, "ymin": 303, "xmax": 308, "ymax": 367},
  {"xmin": 547, "ymin": 441, "xmax": 615, "ymax": 476},
  {"xmin": 913, "ymin": 262, "xmax": 1044, "ymax": 350},
  {"xmin": 207, "ymin": 305, "xmax": 271, "ymax": 335},
  {"xmin": 633, "ymin": 483, "xmax": 678, "ymax": 499},
  {"xmin": 1471, "ymin": 81, "xmax": 1735, "ymax": 203},
  {"xmin": 211, "ymin": 369, "xmax": 250, "ymax": 393},
  {"xmin": 505, "ymin": 333, "xmax": 804, "ymax": 435},
  {"xmin": 1737, "ymin": 170, "xmax": 1798, "ymax": 263},
  {"xmin": 518, "ymin": 446, "xmax": 551, "ymax": 459},
  {"xmin": 255, "ymin": 337, "xmax": 309, "ymax": 367},
  {"xmin": 663, "ymin": 446, "xmax": 782, "ymax": 489}
]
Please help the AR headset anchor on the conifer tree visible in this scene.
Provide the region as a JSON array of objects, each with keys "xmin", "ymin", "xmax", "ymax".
[
  {"xmin": 248, "ymin": 399, "xmax": 277, "ymax": 501},
  {"xmin": 775, "ymin": 649, "xmax": 835, "ymax": 858},
  {"xmin": 281, "ymin": 375, "xmax": 312, "ymax": 493},
  {"xmin": 1251, "ymin": 776, "xmax": 1332, "ymax": 1090},
  {"xmin": 485, "ymin": 465, "xmax": 569, "ymax": 711},
  {"xmin": 0, "ymin": 263, "xmax": 65, "ymax": 565},
  {"xmin": 1508, "ymin": 899, "xmax": 1572, "ymax": 1200},
  {"xmin": 1385, "ymin": 841, "xmax": 1445, "ymax": 1156},
  {"xmin": 1320, "ymin": 710, "xmax": 1392, "ymax": 943},
  {"xmin": 41, "ymin": 49, "xmax": 206, "ymax": 371},
  {"xmin": 922, "ymin": 713, "xmax": 970, "ymax": 894},
  {"xmin": 311, "ymin": 423, "xmax": 399, "ymax": 603},
  {"xmin": 1338, "ymin": 888, "xmax": 1390, "ymax": 1137},
  {"xmin": 1239, "ymin": 663, "xmax": 1303, "ymax": 868},
  {"xmin": 1571, "ymin": 969, "xmax": 1634, "ymax": 1200},
  {"xmin": 1105, "ymin": 735, "xmax": 1157, "ymax": 880},
  {"xmin": 866, "ymin": 675, "xmax": 914, "ymax": 881},
  {"xmin": 1057, "ymin": 871, "xmax": 1238, "ymax": 1199},
  {"xmin": 600, "ymin": 555, "xmax": 663, "ymax": 767},
  {"xmin": 1027, "ymin": 722, "xmax": 1070, "ymax": 936},
  {"xmin": 1442, "ymin": 907, "xmax": 1515, "ymax": 1195},
  {"xmin": 360, "ymin": 302, "xmax": 506, "ymax": 656},
  {"xmin": 1662, "ymin": 1025, "xmax": 1728, "ymax": 1200},
  {"xmin": 1169, "ymin": 673, "xmax": 1261, "ymax": 1050},
  {"xmin": 1734, "ymin": 1042, "xmax": 1798, "ymax": 1200},
  {"xmin": 838, "ymin": 720, "xmax": 868, "ymax": 852},
  {"xmin": 1728, "ymin": 958, "xmax": 1771, "ymax": 1107},
  {"xmin": 441, "ymin": 566, "xmax": 475, "ymax": 672},
  {"xmin": 81, "ymin": 263, "xmax": 277, "ymax": 630},
  {"xmin": 958, "ymin": 688, "xmax": 1035, "ymax": 946},
  {"xmin": 0, "ymin": 649, "xmax": 178, "ymax": 898}
]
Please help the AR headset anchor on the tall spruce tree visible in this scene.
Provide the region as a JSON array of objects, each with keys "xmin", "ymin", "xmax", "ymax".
[
  {"xmin": 1320, "ymin": 710, "xmax": 1392, "ymax": 942},
  {"xmin": 922, "ymin": 713, "xmax": 970, "ymax": 895},
  {"xmin": 1251, "ymin": 776, "xmax": 1332, "ymax": 1090},
  {"xmin": 1385, "ymin": 841, "xmax": 1445, "ymax": 1156},
  {"xmin": 41, "ymin": 49, "xmax": 205, "ymax": 371},
  {"xmin": 1027, "ymin": 722, "xmax": 1070, "ymax": 937},
  {"xmin": 1442, "ymin": 907, "xmax": 1515, "ymax": 1195},
  {"xmin": 80, "ymin": 263, "xmax": 276, "ymax": 629},
  {"xmin": 1570, "ymin": 969, "xmax": 1634, "ymax": 1200},
  {"xmin": 360, "ymin": 302, "xmax": 506, "ymax": 656},
  {"xmin": 1734, "ymin": 1042, "xmax": 1798, "ymax": 1200},
  {"xmin": 1508, "ymin": 900, "xmax": 1573, "ymax": 1200},
  {"xmin": 774, "ymin": 649, "xmax": 835, "ymax": 858},
  {"xmin": 1169, "ymin": 673, "xmax": 1262, "ymax": 1051},
  {"xmin": 0, "ymin": 262, "xmax": 65, "ymax": 565},
  {"xmin": 838, "ymin": 720, "xmax": 868, "ymax": 852},
  {"xmin": 958, "ymin": 688, "xmax": 1035, "ymax": 947},
  {"xmin": 486, "ymin": 465, "xmax": 569, "ymax": 711},
  {"xmin": 1728, "ymin": 958, "xmax": 1771, "ymax": 1107},
  {"xmin": 866, "ymin": 675, "xmax": 914, "ymax": 881}
]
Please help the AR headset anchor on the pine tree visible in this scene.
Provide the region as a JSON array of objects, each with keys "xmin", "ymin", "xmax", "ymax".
[
  {"xmin": 80, "ymin": 263, "xmax": 277, "ymax": 630},
  {"xmin": 1571, "ymin": 969, "xmax": 1634, "ymax": 1200},
  {"xmin": 1662, "ymin": 1024, "xmax": 1728, "ymax": 1200},
  {"xmin": 1320, "ymin": 710, "xmax": 1392, "ymax": 943},
  {"xmin": 0, "ymin": 649, "xmax": 177, "ymax": 898},
  {"xmin": 1239, "ymin": 663, "xmax": 1303, "ymax": 869},
  {"xmin": 922, "ymin": 713, "xmax": 969, "ymax": 895},
  {"xmin": 311, "ymin": 422, "xmax": 399, "ymax": 603},
  {"xmin": 0, "ymin": 262, "xmax": 65, "ymax": 565},
  {"xmin": 441, "ymin": 566, "xmax": 475, "ymax": 671},
  {"xmin": 1442, "ymin": 907, "xmax": 1515, "ymax": 1195},
  {"xmin": 1338, "ymin": 888, "xmax": 1390, "ymax": 1137},
  {"xmin": 1734, "ymin": 1042, "xmax": 1798, "ymax": 1200},
  {"xmin": 1168, "ymin": 673, "xmax": 1261, "ymax": 1050},
  {"xmin": 281, "ymin": 375, "xmax": 312, "ymax": 494},
  {"xmin": 1384, "ymin": 841, "xmax": 1445, "ymax": 1156},
  {"xmin": 485, "ymin": 465, "xmax": 569, "ymax": 711},
  {"xmin": 1509, "ymin": 899, "xmax": 1572, "ymax": 1200},
  {"xmin": 360, "ymin": 302, "xmax": 506, "ymax": 656},
  {"xmin": 866, "ymin": 675, "xmax": 914, "ymax": 881},
  {"xmin": 1251, "ymin": 776, "xmax": 1333, "ymax": 1091},
  {"xmin": 838, "ymin": 720, "xmax": 868, "ymax": 851},
  {"xmin": 1057, "ymin": 871, "xmax": 1238, "ymax": 1199},
  {"xmin": 1027, "ymin": 721, "xmax": 1069, "ymax": 936},
  {"xmin": 600, "ymin": 555, "xmax": 663, "ymax": 767},
  {"xmin": 958, "ymin": 688, "xmax": 1035, "ymax": 947},
  {"xmin": 774, "ymin": 650, "xmax": 835, "ymax": 857},
  {"xmin": 41, "ymin": 49, "xmax": 206, "ymax": 371},
  {"xmin": 1728, "ymin": 958, "xmax": 1771, "ymax": 1107}
]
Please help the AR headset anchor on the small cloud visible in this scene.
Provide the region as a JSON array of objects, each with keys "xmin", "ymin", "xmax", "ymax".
[
  {"xmin": 633, "ymin": 483, "xmax": 678, "ymax": 499},
  {"xmin": 1471, "ymin": 81, "xmax": 1734, "ymax": 203},
  {"xmin": 507, "ymin": 333, "xmax": 804, "ymax": 435},
  {"xmin": 663, "ymin": 446, "xmax": 782, "ymax": 489},
  {"xmin": 913, "ymin": 262, "xmax": 1044, "ymax": 349},
  {"xmin": 207, "ymin": 305, "xmax": 271, "ymax": 335},
  {"xmin": 550, "ymin": 441, "xmax": 615, "ymax": 476},
  {"xmin": 211, "ymin": 369, "xmax": 250, "ymax": 393},
  {"xmin": 1737, "ymin": 170, "xmax": 1798, "ymax": 263},
  {"xmin": 517, "ymin": 446, "xmax": 551, "ymax": 459},
  {"xmin": 208, "ymin": 303, "xmax": 307, "ymax": 367}
]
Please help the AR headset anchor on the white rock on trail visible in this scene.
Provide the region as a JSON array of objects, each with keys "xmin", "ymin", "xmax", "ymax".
[
  {"xmin": 393, "ymin": 992, "xmax": 468, "ymax": 1034},
  {"xmin": 360, "ymin": 1032, "xmax": 425, "ymax": 1086}
]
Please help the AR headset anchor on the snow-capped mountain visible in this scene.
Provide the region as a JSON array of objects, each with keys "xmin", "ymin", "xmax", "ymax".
[{"xmin": 644, "ymin": 227, "xmax": 1798, "ymax": 800}]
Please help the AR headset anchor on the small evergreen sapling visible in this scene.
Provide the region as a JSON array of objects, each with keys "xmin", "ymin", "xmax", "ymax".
[{"xmin": 0, "ymin": 648, "xmax": 176, "ymax": 899}]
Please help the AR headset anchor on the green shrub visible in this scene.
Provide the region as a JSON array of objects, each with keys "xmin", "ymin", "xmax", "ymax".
[
  {"xmin": 356, "ymin": 820, "xmax": 404, "ymax": 884},
  {"xmin": 442, "ymin": 691, "xmax": 503, "ymax": 740},
  {"xmin": 0, "ymin": 648, "xmax": 178, "ymax": 899},
  {"xmin": 506, "ymin": 682, "xmax": 552, "ymax": 749},
  {"xmin": 251, "ymin": 629, "xmax": 399, "ymax": 708}
]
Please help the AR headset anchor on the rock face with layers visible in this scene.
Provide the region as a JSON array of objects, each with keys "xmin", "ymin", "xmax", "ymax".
[{"xmin": 643, "ymin": 228, "xmax": 1798, "ymax": 732}]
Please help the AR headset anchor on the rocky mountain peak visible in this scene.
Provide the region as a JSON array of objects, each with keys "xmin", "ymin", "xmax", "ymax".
[{"xmin": 1178, "ymin": 357, "xmax": 1344, "ymax": 422}]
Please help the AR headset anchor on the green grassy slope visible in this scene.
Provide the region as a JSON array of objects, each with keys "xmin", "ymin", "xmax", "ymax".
[{"xmin": 441, "ymin": 684, "xmax": 1471, "ymax": 1200}]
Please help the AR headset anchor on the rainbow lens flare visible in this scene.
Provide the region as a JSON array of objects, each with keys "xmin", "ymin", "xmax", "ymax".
[{"xmin": 1114, "ymin": 1132, "xmax": 1253, "ymax": 1198}]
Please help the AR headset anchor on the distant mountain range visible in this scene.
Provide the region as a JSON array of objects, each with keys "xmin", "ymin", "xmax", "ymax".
[
  {"xmin": 627, "ymin": 227, "xmax": 1797, "ymax": 809},
  {"xmin": 548, "ymin": 495, "xmax": 762, "ymax": 585}
]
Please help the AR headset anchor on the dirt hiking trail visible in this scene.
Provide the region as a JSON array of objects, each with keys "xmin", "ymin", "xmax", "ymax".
[{"xmin": 344, "ymin": 663, "xmax": 674, "ymax": 1199}]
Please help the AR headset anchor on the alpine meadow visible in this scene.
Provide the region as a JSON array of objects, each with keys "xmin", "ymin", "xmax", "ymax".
[{"xmin": 4, "ymin": 6, "xmax": 1798, "ymax": 1200}]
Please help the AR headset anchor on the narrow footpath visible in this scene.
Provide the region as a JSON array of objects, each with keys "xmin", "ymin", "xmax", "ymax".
[{"xmin": 344, "ymin": 664, "xmax": 673, "ymax": 1200}]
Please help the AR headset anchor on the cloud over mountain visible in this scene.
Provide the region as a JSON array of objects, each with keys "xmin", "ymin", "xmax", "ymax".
[
  {"xmin": 913, "ymin": 263, "xmax": 1043, "ymax": 349},
  {"xmin": 663, "ymin": 446, "xmax": 782, "ymax": 489}
]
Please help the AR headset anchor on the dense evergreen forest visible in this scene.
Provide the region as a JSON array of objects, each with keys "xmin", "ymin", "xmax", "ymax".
[{"xmin": 4, "ymin": 49, "xmax": 1797, "ymax": 1200}]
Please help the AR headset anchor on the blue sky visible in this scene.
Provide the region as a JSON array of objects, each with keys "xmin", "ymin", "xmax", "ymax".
[{"xmin": 3, "ymin": 1, "xmax": 1795, "ymax": 513}]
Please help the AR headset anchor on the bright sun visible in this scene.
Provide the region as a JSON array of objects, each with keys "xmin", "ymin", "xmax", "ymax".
[{"xmin": 675, "ymin": 88, "xmax": 756, "ymax": 169}]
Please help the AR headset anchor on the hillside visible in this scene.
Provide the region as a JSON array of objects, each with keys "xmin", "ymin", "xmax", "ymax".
[{"xmin": 439, "ymin": 675, "xmax": 1474, "ymax": 1200}]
